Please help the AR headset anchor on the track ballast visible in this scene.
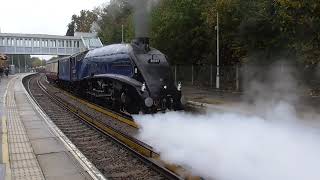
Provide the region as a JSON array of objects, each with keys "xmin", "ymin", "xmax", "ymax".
[{"xmin": 25, "ymin": 73, "xmax": 181, "ymax": 180}]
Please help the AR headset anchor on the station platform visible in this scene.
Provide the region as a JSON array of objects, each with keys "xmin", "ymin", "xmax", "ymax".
[
  {"xmin": 184, "ymin": 85, "xmax": 320, "ymax": 116},
  {"xmin": 0, "ymin": 74, "xmax": 102, "ymax": 180},
  {"xmin": 184, "ymin": 85, "xmax": 320, "ymax": 106},
  {"xmin": 184, "ymin": 86, "xmax": 241, "ymax": 105}
]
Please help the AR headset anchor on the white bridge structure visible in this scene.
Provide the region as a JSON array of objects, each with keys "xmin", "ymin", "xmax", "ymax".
[{"xmin": 0, "ymin": 32, "xmax": 103, "ymax": 55}]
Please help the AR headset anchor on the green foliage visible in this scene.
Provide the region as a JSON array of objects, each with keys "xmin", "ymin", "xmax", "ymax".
[
  {"xmin": 30, "ymin": 57, "xmax": 46, "ymax": 67},
  {"xmin": 66, "ymin": 10, "xmax": 98, "ymax": 36},
  {"xmin": 274, "ymin": 0, "xmax": 320, "ymax": 64},
  {"xmin": 97, "ymin": 0, "xmax": 134, "ymax": 44},
  {"xmin": 66, "ymin": 0, "xmax": 320, "ymax": 65},
  {"xmin": 6, "ymin": 55, "xmax": 45, "ymax": 73},
  {"xmin": 151, "ymin": 0, "xmax": 210, "ymax": 64}
]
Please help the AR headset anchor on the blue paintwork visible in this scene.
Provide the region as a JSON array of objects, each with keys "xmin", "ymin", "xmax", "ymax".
[
  {"xmin": 58, "ymin": 50, "xmax": 134, "ymax": 82},
  {"xmin": 58, "ymin": 58, "xmax": 71, "ymax": 81},
  {"xmin": 72, "ymin": 58, "xmax": 84, "ymax": 81},
  {"xmin": 78, "ymin": 53, "xmax": 134, "ymax": 79}
]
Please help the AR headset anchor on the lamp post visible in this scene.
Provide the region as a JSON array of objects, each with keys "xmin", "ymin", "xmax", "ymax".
[
  {"xmin": 121, "ymin": 24, "xmax": 124, "ymax": 43},
  {"xmin": 216, "ymin": 12, "xmax": 220, "ymax": 89},
  {"xmin": 18, "ymin": 55, "xmax": 21, "ymax": 73},
  {"xmin": 24, "ymin": 55, "xmax": 27, "ymax": 73}
]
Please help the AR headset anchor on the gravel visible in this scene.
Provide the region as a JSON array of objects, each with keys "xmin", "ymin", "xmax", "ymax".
[{"xmin": 25, "ymin": 74, "xmax": 165, "ymax": 180}]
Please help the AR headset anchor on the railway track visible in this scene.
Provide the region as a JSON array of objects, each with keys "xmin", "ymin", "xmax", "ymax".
[
  {"xmin": 35, "ymin": 75, "xmax": 201, "ymax": 179},
  {"xmin": 25, "ymin": 74, "xmax": 182, "ymax": 180}
]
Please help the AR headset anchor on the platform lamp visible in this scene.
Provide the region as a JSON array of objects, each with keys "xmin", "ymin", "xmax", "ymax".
[{"xmin": 215, "ymin": 11, "xmax": 220, "ymax": 89}]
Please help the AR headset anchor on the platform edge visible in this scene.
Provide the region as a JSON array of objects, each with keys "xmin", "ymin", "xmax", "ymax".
[
  {"xmin": 2, "ymin": 77, "xmax": 13, "ymax": 180},
  {"xmin": 21, "ymin": 74, "xmax": 107, "ymax": 180}
]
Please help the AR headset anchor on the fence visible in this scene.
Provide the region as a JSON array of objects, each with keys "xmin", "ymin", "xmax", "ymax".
[
  {"xmin": 172, "ymin": 64, "xmax": 320, "ymax": 93},
  {"xmin": 172, "ymin": 64, "xmax": 240, "ymax": 91}
]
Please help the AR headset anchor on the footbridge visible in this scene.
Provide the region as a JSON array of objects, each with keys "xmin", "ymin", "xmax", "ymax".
[{"xmin": 0, "ymin": 32, "xmax": 103, "ymax": 56}]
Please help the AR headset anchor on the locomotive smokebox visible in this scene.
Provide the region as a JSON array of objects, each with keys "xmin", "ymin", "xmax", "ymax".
[{"xmin": 132, "ymin": 37, "xmax": 150, "ymax": 52}]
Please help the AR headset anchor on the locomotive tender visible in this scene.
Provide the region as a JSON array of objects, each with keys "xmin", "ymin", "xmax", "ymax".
[{"xmin": 46, "ymin": 38, "xmax": 184, "ymax": 114}]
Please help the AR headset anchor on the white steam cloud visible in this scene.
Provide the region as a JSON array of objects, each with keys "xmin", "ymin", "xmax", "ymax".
[
  {"xmin": 134, "ymin": 107, "xmax": 320, "ymax": 180},
  {"xmin": 133, "ymin": 64, "xmax": 320, "ymax": 180}
]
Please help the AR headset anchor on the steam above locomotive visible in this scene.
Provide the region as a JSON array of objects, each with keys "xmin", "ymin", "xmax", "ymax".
[{"xmin": 46, "ymin": 38, "xmax": 184, "ymax": 114}]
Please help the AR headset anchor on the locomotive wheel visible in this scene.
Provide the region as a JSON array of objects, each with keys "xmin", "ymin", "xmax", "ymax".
[
  {"xmin": 111, "ymin": 92, "xmax": 121, "ymax": 112},
  {"xmin": 126, "ymin": 103, "xmax": 140, "ymax": 114},
  {"xmin": 121, "ymin": 91, "xmax": 140, "ymax": 114},
  {"xmin": 112, "ymin": 101, "xmax": 121, "ymax": 111}
]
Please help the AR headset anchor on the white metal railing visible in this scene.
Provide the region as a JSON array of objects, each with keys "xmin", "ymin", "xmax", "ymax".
[{"xmin": 0, "ymin": 32, "xmax": 103, "ymax": 55}]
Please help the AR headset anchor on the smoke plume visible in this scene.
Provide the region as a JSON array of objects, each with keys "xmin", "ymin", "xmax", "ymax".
[
  {"xmin": 134, "ymin": 110, "xmax": 320, "ymax": 180},
  {"xmin": 241, "ymin": 61, "xmax": 307, "ymax": 118},
  {"xmin": 130, "ymin": 0, "xmax": 161, "ymax": 37},
  {"xmin": 133, "ymin": 64, "xmax": 320, "ymax": 180}
]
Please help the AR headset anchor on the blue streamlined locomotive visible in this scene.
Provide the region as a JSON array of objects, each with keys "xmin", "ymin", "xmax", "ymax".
[{"xmin": 46, "ymin": 38, "xmax": 184, "ymax": 114}]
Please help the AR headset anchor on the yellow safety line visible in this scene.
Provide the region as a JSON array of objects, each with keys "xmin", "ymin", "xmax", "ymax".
[
  {"xmin": 2, "ymin": 76, "xmax": 17, "ymax": 180},
  {"xmin": 60, "ymin": 88, "xmax": 139, "ymax": 128},
  {"xmin": 2, "ymin": 116, "xmax": 11, "ymax": 180},
  {"xmin": 61, "ymin": 93, "xmax": 202, "ymax": 180}
]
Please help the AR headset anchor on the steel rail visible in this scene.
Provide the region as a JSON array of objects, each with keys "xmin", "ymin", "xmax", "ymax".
[{"xmin": 45, "ymin": 80, "xmax": 204, "ymax": 179}]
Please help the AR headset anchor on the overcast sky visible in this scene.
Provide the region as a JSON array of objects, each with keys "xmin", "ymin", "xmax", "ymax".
[{"xmin": 0, "ymin": 0, "xmax": 108, "ymax": 35}]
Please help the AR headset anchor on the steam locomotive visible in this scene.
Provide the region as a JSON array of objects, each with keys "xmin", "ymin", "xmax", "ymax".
[{"xmin": 46, "ymin": 38, "xmax": 184, "ymax": 114}]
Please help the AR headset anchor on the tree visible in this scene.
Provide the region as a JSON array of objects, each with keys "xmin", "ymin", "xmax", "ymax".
[
  {"xmin": 30, "ymin": 57, "xmax": 44, "ymax": 67},
  {"xmin": 66, "ymin": 10, "xmax": 98, "ymax": 36},
  {"xmin": 97, "ymin": 0, "xmax": 134, "ymax": 44},
  {"xmin": 151, "ymin": 0, "xmax": 210, "ymax": 64},
  {"xmin": 66, "ymin": 16, "xmax": 76, "ymax": 36},
  {"xmin": 274, "ymin": 0, "xmax": 320, "ymax": 65},
  {"xmin": 66, "ymin": 0, "xmax": 320, "ymax": 66}
]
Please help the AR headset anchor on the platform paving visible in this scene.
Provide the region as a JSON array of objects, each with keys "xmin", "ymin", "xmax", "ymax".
[
  {"xmin": 0, "ymin": 76, "xmax": 14, "ymax": 180},
  {"xmin": 0, "ymin": 74, "xmax": 98, "ymax": 180}
]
